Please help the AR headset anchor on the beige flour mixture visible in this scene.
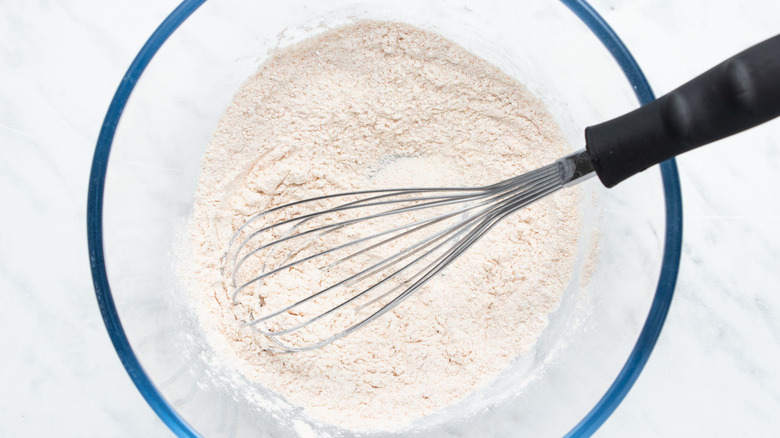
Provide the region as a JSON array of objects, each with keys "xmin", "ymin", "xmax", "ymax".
[{"xmin": 185, "ymin": 21, "xmax": 581, "ymax": 430}]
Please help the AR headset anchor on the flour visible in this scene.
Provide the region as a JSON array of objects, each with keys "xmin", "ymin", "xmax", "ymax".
[{"xmin": 184, "ymin": 21, "xmax": 581, "ymax": 431}]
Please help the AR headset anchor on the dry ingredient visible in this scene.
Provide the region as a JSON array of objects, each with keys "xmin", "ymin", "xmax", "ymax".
[{"xmin": 184, "ymin": 21, "xmax": 581, "ymax": 430}]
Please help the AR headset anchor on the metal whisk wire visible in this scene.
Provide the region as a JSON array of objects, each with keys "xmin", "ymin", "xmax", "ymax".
[{"xmin": 222, "ymin": 150, "xmax": 593, "ymax": 353}]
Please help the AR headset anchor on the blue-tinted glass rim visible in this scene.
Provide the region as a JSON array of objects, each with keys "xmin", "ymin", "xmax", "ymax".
[{"xmin": 86, "ymin": 0, "xmax": 682, "ymax": 436}]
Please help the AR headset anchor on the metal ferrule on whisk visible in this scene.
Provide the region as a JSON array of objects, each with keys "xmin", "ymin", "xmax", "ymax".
[{"xmin": 556, "ymin": 149, "xmax": 596, "ymax": 188}]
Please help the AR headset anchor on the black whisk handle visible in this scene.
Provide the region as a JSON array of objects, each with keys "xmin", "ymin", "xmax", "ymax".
[{"xmin": 585, "ymin": 33, "xmax": 780, "ymax": 188}]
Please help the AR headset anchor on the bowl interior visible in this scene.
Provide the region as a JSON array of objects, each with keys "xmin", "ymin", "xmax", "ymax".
[{"xmin": 97, "ymin": 0, "xmax": 671, "ymax": 436}]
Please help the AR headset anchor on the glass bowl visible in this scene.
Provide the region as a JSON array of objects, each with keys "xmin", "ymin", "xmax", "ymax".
[{"xmin": 88, "ymin": 0, "xmax": 682, "ymax": 436}]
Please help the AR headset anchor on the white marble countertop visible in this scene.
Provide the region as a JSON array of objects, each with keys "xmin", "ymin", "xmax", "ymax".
[{"xmin": 2, "ymin": 0, "xmax": 779, "ymax": 436}]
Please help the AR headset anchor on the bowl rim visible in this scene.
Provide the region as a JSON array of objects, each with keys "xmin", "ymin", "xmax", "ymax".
[{"xmin": 86, "ymin": 0, "xmax": 682, "ymax": 436}]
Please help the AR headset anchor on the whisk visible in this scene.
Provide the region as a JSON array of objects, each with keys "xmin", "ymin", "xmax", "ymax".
[{"xmin": 223, "ymin": 34, "xmax": 780, "ymax": 353}]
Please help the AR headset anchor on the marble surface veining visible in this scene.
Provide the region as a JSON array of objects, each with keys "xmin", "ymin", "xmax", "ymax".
[{"xmin": 1, "ymin": 0, "xmax": 779, "ymax": 436}]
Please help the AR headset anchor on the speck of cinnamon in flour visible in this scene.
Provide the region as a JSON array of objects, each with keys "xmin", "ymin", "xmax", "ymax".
[{"xmin": 184, "ymin": 21, "xmax": 581, "ymax": 431}]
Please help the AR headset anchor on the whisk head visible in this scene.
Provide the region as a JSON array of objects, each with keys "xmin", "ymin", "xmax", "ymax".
[{"xmin": 222, "ymin": 160, "xmax": 570, "ymax": 353}]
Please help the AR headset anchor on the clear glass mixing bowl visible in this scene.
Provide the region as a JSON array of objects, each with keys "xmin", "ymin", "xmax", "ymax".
[{"xmin": 88, "ymin": 0, "xmax": 682, "ymax": 436}]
